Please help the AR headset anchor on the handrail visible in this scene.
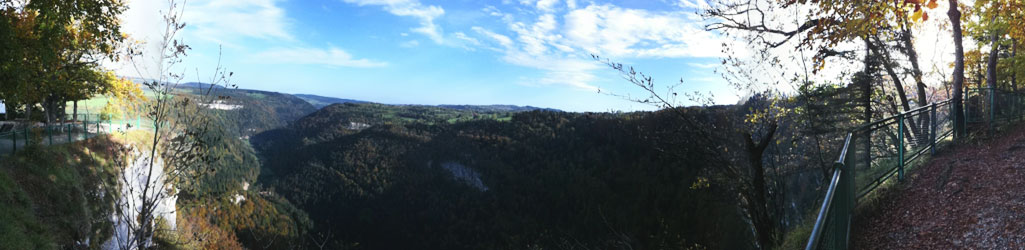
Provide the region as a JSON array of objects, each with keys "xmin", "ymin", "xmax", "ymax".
[
  {"xmin": 804, "ymin": 90, "xmax": 1025, "ymax": 250},
  {"xmin": 805, "ymin": 132, "xmax": 852, "ymax": 250},
  {"xmin": 804, "ymin": 98, "xmax": 955, "ymax": 250},
  {"xmin": 855, "ymin": 99, "xmax": 951, "ymax": 132}
]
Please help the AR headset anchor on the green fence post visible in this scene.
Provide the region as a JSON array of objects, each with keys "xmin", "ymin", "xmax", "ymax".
[
  {"xmin": 898, "ymin": 114, "xmax": 905, "ymax": 182},
  {"xmin": 12, "ymin": 130, "xmax": 17, "ymax": 154},
  {"xmin": 990, "ymin": 87, "xmax": 995, "ymax": 132},
  {"xmin": 67, "ymin": 123, "xmax": 71, "ymax": 142},
  {"xmin": 931, "ymin": 103, "xmax": 937, "ymax": 155},
  {"xmin": 23, "ymin": 127, "xmax": 28, "ymax": 146},
  {"xmin": 47, "ymin": 125, "xmax": 52, "ymax": 146},
  {"xmin": 84, "ymin": 120, "xmax": 88, "ymax": 138}
]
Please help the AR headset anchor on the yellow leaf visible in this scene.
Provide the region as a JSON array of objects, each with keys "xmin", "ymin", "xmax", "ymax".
[{"xmin": 911, "ymin": 9, "xmax": 923, "ymax": 22}]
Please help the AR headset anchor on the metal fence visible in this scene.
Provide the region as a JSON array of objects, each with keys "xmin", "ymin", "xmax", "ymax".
[
  {"xmin": 0, "ymin": 113, "xmax": 150, "ymax": 157},
  {"xmin": 805, "ymin": 89, "xmax": 1025, "ymax": 250}
]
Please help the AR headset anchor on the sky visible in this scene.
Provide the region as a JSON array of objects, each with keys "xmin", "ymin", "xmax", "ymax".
[
  {"xmin": 110, "ymin": 0, "xmax": 744, "ymax": 112},
  {"xmin": 108, "ymin": 0, "xmax": 968, "ymax": 112}
]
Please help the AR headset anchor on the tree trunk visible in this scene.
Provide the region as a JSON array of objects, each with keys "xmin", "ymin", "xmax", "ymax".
[
  {"xmin": 1013, "ymin": 39, "xmax": 1018, "ymax": 91},
  {"xmin": 73, "ymin": 100, "xmax": 78, "ymax": 122},
  {"xmin": 900, "ymin": 26, "xmax": 928, "ymax": 105},
  {"xmin": 901, "ymin": 26, "xmax": 933, "ymax": 140},
  {"xmin": 986, "ymin": 13, "xmax": 1000, "ymax": 89},
  {"xmin": 745, "ymin": 123, "xmax": 778, "ymax": 250},
  {"xmin": 43, "ymin": 98, "xmax": 51, "ymax": 125},
  {"xmin": 26, "ymin": 103, "xmax": 32, "ymax": 122},
  {"xmin": 870, "ymin": 37, "xmax": 923, "ymax": 143},
  {"xmin": 862, "ymin": 37, "xmax": 876, "ymax": 171},
  {"xmin": 949, "ymin": 0, "xmax": 966, "ymax": 140},
  {"xmin": 987, "ymin": 26, "xmax": 999, "ymax": 131}
]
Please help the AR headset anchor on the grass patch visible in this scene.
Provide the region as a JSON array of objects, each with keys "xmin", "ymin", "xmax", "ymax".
[
  {"xmin": 778, "ymin": 211, "xmax": 820, "ymax": 250},
  {"xmin": 0, "ymin": 170, "xmax": 52, "ymax": 249}
]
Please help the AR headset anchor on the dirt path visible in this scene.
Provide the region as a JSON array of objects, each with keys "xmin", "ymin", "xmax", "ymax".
[{"xmin": 852, "ymin": 124, "xmax": 1025, "ymax": 249}]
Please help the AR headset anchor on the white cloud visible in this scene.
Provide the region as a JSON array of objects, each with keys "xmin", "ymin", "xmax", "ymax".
[
  {"xmin": 185, "ymin": 0, "xmax": 293, "ymax": 43},
  {"xmin": 472, "ymin": 26, "xmax": 514, "ymax": 49},
  {"xmin": 537, "ymin": 0, "xmax": 559, "ymax": 12},
  {"xmin": 462, "ymin": 3, "xmax": 736, "ymax": 90},
  {"xmin": 675, "ymin": 0, "xmax": 709, "ymax": 9},
  {"xmin": 341, "ymin": 0, "xmax": 445, "ymax": 43},
  {"xmin": 453, "ymin": 32, "xmax": 481, "ymax": 47},
  {"xmin": 252, "ymin": 47, "xmax": 387, "ymax": 68},
  {"xmin": 564, "ymin": 4, "xmax": 726, "ymax": 58},
  {"xmin": 687, "ymin": 62, "xmax": 720, "ymax": 69},
  {"xmin": 400, "ymin": 40, "xmax": 420, "ymax": 48}
]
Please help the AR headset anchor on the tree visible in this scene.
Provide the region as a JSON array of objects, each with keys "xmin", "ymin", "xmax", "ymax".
[
  {"xmin": 949, "ymin": 0, "xmax": 966, "ymax": 139},
  {"xmin": 107, "ymin": 0, "xmax": 232, "ymax": 249},
  {"xmin": 0, "ymin": 0, "xmax": 132, "ymax": 123}
]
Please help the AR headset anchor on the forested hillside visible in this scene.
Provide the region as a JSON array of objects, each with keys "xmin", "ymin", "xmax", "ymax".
[
  {"xmin": 247, "ymin": 95, "xmax": 862, "ymax": 249},
  {"xmin": 179, "ymin": 87, "xmax": 317, "ymax": 137}
]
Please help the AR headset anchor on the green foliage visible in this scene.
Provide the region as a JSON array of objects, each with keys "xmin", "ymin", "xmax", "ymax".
[
  {"xmin": 98, "ymin": 101, "xmax": 121, "ymax": 121},
  {"xmin": 166, "ymin": 87, "xmax": 315, "ymax": 249}
]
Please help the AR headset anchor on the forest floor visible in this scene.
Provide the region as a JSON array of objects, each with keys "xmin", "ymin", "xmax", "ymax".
[{"xmin": 852, "ymin": 123, "xmax": 1025, "ymax": 249}]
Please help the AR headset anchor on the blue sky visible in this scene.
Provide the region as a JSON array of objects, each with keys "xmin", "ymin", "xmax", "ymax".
[{"xmin": 115, "ymin": 0, "xmax": 741, "ymax": 112}]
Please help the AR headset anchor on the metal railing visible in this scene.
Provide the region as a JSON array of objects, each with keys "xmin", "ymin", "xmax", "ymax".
[
  {"xmin": 0, "ymin": 113, "xmax": 151, "ymax": 157},
  {"xmin": 805, "ymin": 89, "xmax": 1025, "ymax": 250}
]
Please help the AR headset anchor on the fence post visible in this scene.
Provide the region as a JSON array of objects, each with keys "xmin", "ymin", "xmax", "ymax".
[
  {"xmin": 931, "ymin": 103, "xmax": 937, "ymax": 155},
  {"xmin": 67, "ymin": 123, "xmax": 71, "ymax": 142},
  {"xmin": 898, "ymin": 114, "xmax": 905, "ymax": 182},
  {"xmin": 47, "ymin": 125, "xmax": 52, "ymax": 146},
  {"xmin": 990, "ymin": 87, "xmax": 995, "ymax": 133},
  {"xmin": 961, "ymin": 92, "xmax": 967, "ymax": 137},
  {"xmin": 12, "ymin": 130, "xmax": 17, "ymax": 154}
]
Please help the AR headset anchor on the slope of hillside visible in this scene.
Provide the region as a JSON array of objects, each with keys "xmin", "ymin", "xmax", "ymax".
[
  {"xmin": 178, "ymin": 87, "xmax": 317, "ymax": 137},
  {"xmin": 294, "ymin": 94, "xmax": 368, "ymax": 109},
  {"xmin": 251, "ymin": 104, "xmax": 756, "ymax": 250},
  {"xmin": 0, "ymin": 137, "xmax": 123, "ymax": 249}
]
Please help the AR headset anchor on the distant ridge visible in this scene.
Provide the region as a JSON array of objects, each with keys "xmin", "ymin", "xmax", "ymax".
[
  {"xmin": 436, "ymin": 104, "xmax": 561, "ymax": 113},
  {"xmin": 121, "ymin": 78, "xmax": 562, "ymax": 112},
  {"xmin": 294, "ymin": 94, "xmax": 368, "ymax": 109}
]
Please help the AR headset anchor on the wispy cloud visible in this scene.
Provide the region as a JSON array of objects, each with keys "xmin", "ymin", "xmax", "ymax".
[
  {"xmin": 564, "ymin": 4, "xmax": 726, "ymax": 58},
  {"xmin": 688, "ymin": 62, "xmax": 720, "ymax": 69},
  {"xmin": 400, "ymin": 40, "xmax": 420, "ymax": 48},
  {"xmin": 340, "ymin": 0, "xmax": 445, "ymax": 43},
  {"xmin": 674, "ymin": 0, "xmax": 710, "ymax": 9},
  {"xmin": 252, "ymin": 47, "xmax": 388, "ymax": 68},
  {"xmin": 185, "ymin": 0, "xmax": 293, "ymax": 43},
  {"xmin": 467, "ymin": 3, "xmax": 736, "ymax": 90}
]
